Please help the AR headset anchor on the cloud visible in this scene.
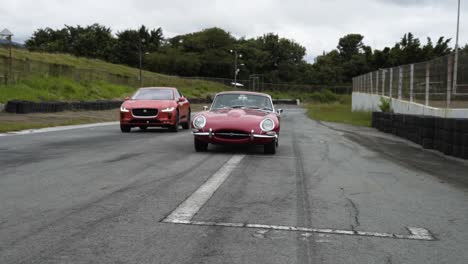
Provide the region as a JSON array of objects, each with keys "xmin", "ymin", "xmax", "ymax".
[{"xmin": 0, "ymin": 0, "xmax": 466, "ymax": 62}]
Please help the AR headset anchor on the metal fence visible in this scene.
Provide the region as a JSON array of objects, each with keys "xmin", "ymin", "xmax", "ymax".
[
  {"xmin": 182, "ymin": 76, "xmax": 351, "ymax": 94},
  {"xmin": 352, "ymin": 51, "xmax": 468, "ymax": 109}
]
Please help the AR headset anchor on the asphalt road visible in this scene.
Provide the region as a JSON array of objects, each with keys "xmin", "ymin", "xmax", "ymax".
[{"xmin": 1, "ymin": 105, "xmax": 468, "ymax": 264}]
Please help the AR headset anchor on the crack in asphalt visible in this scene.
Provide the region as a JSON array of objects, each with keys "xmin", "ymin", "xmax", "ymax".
[{"xmin": 340, "ymin": 188, "xmax": 361, "ymax": 231}]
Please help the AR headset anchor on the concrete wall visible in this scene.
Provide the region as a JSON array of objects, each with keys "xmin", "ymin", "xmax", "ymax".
[{"xmin": 352, "ymin": 92, "xmax": 468, "ymax": 119}]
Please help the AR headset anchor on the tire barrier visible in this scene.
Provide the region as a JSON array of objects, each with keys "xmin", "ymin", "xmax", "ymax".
[
  {"xmin": 5, "ymin": 100, "xmax": 124, "ymax": 114},
  {"xmin": 372, "ymin": 112, "xmax": 468, "ymax": 160}
]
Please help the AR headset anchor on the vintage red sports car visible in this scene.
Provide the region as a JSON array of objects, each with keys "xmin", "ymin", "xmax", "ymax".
[
  {"xmin": 191, "ymin": 91, "xmax": 282, "ymax": 154},
  {"xmin": 120, "ymin": 87, "xmax": 191, "ymax": 132}
]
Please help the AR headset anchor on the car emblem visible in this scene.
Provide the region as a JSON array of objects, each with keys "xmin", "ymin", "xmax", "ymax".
[
  {"xmin": 143, "ymin": 109, "xmax": 147, "ymax": 113},
  {"xmin": 230, "ymin": 133, "xmax": 234, "ymax": 137}
]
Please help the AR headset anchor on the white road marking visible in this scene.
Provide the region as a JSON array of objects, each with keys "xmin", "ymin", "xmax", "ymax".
[
  {"xmin": 162, "ymin": 155, "xmax": 245, "ymax": 223},
  {"xmin": 163, "ymin": 220, "xmax": 436, "ymax": 241},
  {"xmin": 161, "ymin": 153, "xmax": 435, "ymax": 242},
  {"xmin": 0, "ymin": 121, "xmax": 119, "ymax": 136}
]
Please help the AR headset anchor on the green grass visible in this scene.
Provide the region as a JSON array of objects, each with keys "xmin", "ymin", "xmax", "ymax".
[
  {"xmin": 0, "ymin": 47, "xmax": 231, "ymax": 102},
  {"xmin": 306, "ymin": 102, "xmax": 372, "ymax": 127},
  {"xmin": 0, "ymin": 76, "xmax": 136, "ymax": 102}
]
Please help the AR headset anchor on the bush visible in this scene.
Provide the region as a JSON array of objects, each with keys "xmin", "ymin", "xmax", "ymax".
[
  {"xmin": 379, "ymin": 97, "xmax": 392, "ymax": 112},
  {"xmin": 309, "ymin": 89, "xmax": 339, "ymax": 103}
]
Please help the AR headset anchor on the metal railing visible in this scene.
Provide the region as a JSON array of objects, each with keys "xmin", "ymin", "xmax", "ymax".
[
  {"xmin": 182, "ymin": 76, "xmax": 351, "ymax": 94},
  {"xmin": 352, "ymin": 51, "xmax": 468, "ymax": 109}
]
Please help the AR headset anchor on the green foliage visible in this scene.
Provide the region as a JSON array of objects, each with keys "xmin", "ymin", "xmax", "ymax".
[
  {"xmin": 379, "ymin": 97, "xmax": 392, "ymax": 113},
  {"xmin": 0, "ymin": 75, "xmax": 135, "ymax": 102}
]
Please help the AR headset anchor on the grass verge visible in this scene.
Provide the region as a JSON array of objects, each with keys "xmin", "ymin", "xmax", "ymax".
[{"xmin": 306, "ymin": 102, "xmax": 372, "ymax": 127}]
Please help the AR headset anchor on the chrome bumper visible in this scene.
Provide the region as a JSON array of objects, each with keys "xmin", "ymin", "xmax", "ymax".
[{"xmin": 192, "ymin": 129, "xmax": 277, "ymax": 139}]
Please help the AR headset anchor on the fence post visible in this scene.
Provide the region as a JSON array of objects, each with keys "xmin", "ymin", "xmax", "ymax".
[
  {"xmin": 389, "ymin": 68, "xmax": 393, "ymax": 98},
  {"xmin": 398, "ymin": 67, "xmax": 403, "ymax": 99},
  {"xmin": 376, "ymin": 70, "xmax": 379, "ymax": 96},
  {"xmin": 425, "ymin": 62, "xmax": 430, "ymax": 106},
  {"xmin": 382, "ymin": 70, "xmax": 385, "ymax": 95},
  {"xmin": 447, "ymin": 54, "xmax": 453, "ymax": 108},
  {"xmin": 370, "ymin": 72, "xmax": 373, "ymax": 94},
  {"xmin": 410, "ymin": 64, "xmax": 414, "ymax": 102}
]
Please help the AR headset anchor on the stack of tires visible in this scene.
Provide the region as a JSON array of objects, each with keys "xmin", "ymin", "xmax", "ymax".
[
  {"xmin": 371, "ymin": 111, "xmax": 468, "ymax": 160},
  {"xmin": 418, "ymin": 116, "xmax": 436, "ymax": 149}
]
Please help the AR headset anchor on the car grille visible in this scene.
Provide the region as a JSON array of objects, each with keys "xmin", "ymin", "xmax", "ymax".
[
  {"xmin": 132, "ymin": 108, "xmax": 158, "ymax": 117},
  {"xmin": 215, "ymin": 130, "xmax": 250, "ymax": 139},
  {"xmin": 129, "ymin": 119, "xmax": 161, "ymax": 124}
]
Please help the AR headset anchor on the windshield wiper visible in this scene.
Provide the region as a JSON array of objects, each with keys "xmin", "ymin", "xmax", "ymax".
[{"xmin": 242, "ymin": 106, "xmax": 273, "ymax": 112}]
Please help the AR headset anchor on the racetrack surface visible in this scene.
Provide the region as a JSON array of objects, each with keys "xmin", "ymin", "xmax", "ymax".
[{"xmin": 1, "ymin": 105, "xmax": 468, "ymax": 264}]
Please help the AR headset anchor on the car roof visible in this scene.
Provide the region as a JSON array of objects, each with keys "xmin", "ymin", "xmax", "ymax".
[{"xmin": 216, "ymin": 91, "xmax": 272, "ymax": 98}]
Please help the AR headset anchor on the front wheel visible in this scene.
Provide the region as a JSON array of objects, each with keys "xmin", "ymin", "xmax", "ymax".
[
  {"xmin": 120, "ymin": 125, "xmax": 131, "ymax": 133},
  {"xmin": 264, "ymin": 139, "xmax": 277, "ymax": 154},
  {"xmin": 170, "ymin": 111, "xmax": 179, "ymax": 132},
  {"xmin": 194, "ymin": 138, "xmax": 208, "ymax": 152},
  {"xmin": 182, "ymin": 110, "xmax": 191, "ymax": 130}
]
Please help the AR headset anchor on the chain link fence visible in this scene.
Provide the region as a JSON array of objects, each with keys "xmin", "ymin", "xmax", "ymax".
[
  {"xmin": 352, "ymin": 51, "xmax": 468, "ymax": 109},
  {"xmin": 182, "ymin": 76, "xmax": 351, "ymax": 94}
]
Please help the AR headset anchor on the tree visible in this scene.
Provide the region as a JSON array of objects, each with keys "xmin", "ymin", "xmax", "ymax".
[{"xmin": 337, "ymin": 34, "xmax": 365, "ymax": 60}]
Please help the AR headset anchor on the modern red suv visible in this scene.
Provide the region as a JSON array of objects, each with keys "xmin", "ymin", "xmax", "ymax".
[{"xmin": 120, "ymin": 87, "xmax": 191, "ymax": 132}]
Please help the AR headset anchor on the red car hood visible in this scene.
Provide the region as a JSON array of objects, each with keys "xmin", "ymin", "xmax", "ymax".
[
  {"xmin": 122, "ymin": 100, "xmax": 175, "ymax": 109},
  {"xmin": 200, "ymin": 109, "xmax": 279, "ymax": 133}
]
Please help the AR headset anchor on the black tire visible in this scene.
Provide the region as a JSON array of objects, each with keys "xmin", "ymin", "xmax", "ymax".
[
  {"xmin": 139, "ymin": 126, "xmax": 148, "ymax": 130},
  {"xmin": 264, "ymin": 140, "xmax": 277, "ymax": 155},
  {"xmin": 194, "ymin": 138, "xmax": 208, "ymax": 152},
  {"xmin": 170, "ymin": 111, "xmax": 180, "ymax": 132},
  {"xmin": 120, "ymin": 125, "xmax": 131, "ymax": 133},
  {"xmin": 182, "ymin": 110, "xmax": 191, "ymax": 130}
]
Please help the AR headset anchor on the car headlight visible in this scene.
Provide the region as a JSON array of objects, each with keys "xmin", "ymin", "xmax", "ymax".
[
  {"xmin": 120, "ymin": 106, "xmax": 129, "ymax": 112},
  {"xmin": 193, "ymin": 116, "xmax": 206, "ymax": 129},
  {"xmin": 260, "ymin": 118, "xmax": 275, "ymax": 131},
  {"xmin": 161, "ymin": 107, "xmax": 175, "ymax": 112}
]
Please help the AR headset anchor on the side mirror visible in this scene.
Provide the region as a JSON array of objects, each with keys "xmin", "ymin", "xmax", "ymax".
[
  {"xmin": 178, "ymin": 97, "xmax": 186, "ymax": 102},
  {"xmin": 124, "ymin": 97, "xmax": 130, "ymax": 101},
  {"xmin": 276, "ymin": 109, "xmax": 283, "ymax": 115},
  {"xmin": 203, "ymin": 106, "xmax": 209, "ymax": 111}
]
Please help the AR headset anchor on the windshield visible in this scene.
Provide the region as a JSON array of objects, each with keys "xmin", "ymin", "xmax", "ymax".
[
  {"xmin": 211, "ymin": 94, "xmax": 273, "ymax": 111},
  {"xmin": 132, "ymin": 89, "xmax": 174, "ymax": 100}
]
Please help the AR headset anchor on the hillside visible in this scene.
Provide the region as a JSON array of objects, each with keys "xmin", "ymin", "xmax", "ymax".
[{"xmin": 0, "ymin": 47, "xmax": 231, "ymax": 102}]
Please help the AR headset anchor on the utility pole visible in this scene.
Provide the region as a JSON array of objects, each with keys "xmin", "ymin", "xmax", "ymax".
[
  {"xmin": 139, "ymin": 38, "xmax": 145, "ymax": 86},
  {"xmin": 230, "ymin": 50, "xmax": 242, "ymax": 87},
  {"xmin": 0, "ymin": 29, "xmax": 13, "ymax": 83},
  {"xmin": 453, "ymin": 0, "xmax": 461, "ymax": 94}
]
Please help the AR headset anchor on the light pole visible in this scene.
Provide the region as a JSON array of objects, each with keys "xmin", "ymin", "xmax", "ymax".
[
  {"xmin": 0, "ymin": 28, "xmax": 13, "ymax": 84},
  {"xmin": 453, "ymin": 0, "xmax": 461, "ymax": 94},
  {"xmin": 139, "ymin": 38, "xmax": 146, "ymax": 85},
  {"xmin": 230, "ymin": 50, "xmax": 242, "ymax": 87}
]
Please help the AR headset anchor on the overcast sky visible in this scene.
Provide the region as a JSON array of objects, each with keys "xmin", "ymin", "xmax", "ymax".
[{"xmin": 1, "ymin": 0, "xmax": 466, "ymax": 62}]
